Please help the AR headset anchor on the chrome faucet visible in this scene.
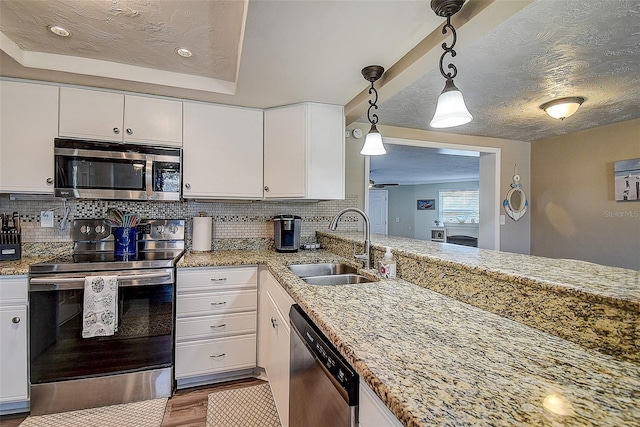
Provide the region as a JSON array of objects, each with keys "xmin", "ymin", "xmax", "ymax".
[{"xmin": 328, "ymin": 207, "xmax": 371, "ymax": 269}]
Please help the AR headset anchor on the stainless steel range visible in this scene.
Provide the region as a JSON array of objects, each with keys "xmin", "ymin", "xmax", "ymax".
[{"xmin": 28, "ymin": 219, "xmax": 184, "ymax": 415}]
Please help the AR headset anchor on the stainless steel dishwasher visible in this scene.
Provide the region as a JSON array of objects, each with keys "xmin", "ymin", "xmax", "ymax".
[{"xmin": 289, "ymin": 304, "xmax": 359, "ymax": 427}]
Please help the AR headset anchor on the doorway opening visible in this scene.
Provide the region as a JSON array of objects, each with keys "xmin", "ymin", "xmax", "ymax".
[{"xmin": 364, "ymin": 137, "xmax": 501, "ymax": 250}]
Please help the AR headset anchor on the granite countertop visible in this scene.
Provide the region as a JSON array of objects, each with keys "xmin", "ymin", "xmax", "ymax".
[
  {"xmin": 318, "ymin": 231, "xmax": 640, "ymax": 307},
  {"xmin": 179, "ymin": 249, "xmax": 640, "ymax": 427},
  {"xmin": 4, "ymin": 244, "xmax": 638, "ymax": 425}
]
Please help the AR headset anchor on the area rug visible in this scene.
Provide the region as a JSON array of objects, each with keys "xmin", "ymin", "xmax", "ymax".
[
  {"xmin": 19, "ymin": 398, "xmax": 167, "ymax": 427},
  {"xmin": 206, "ymin": 383, "xmax": 281, "ymax": 427}
]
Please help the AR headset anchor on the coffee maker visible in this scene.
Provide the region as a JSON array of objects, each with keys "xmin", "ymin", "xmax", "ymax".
[{"xmin": 273, "ymin": 215, "xmax": 301, "ymax": 252}]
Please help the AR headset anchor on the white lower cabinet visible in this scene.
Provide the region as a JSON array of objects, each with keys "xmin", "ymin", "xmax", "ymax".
[
  {"xmin": 175, "ymin": 267, "xmax": 258, "ymax": 385},
  {"xmin": 258, "ymin": 266, "xmax": 294, "ymax": 427},
  {"xmin": 359, "ymin": 379, "xmax": 403, "ymax": 427},
  {"xmin": 0, "ymin": 276, "xmax": 29, "ymax": 408}
]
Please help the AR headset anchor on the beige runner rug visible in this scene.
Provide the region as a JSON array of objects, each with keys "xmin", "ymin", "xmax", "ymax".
[
  {"xmin": 19, "ymin": 398, "xmax": 167, "ymax": 427},
  {"xmin": 206, "ymin": 383, "xmax": 281, "ymax": 427}
]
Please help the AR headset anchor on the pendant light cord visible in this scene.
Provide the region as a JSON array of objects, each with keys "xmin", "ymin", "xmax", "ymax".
[
  {"xmin": 367, "ymin": 81, "xmax": 379, "ymax": 125},
  {"xmin": 438, "ymin": 16, "xmax": 458, "ymax": 80}
]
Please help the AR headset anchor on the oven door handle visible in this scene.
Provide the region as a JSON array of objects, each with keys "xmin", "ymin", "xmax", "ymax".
[{"xmin": 30, "ymin": 271, "xmax": 172, "ymax": 288}]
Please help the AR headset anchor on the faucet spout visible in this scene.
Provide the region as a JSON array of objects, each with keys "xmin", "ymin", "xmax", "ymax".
[{"xmin": 328, "ymin": 208, "xmax": 371, "ymax": 269}]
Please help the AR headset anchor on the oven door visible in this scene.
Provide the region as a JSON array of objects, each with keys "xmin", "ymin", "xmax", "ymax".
[{"xmin": 29, "ymin": 268, "xmax": 175, "ymax": 385}]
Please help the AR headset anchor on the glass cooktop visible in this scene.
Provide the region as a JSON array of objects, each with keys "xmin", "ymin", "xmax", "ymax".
[{"xmin": 29, "ymin": 250, "xmax": 184, "ymax": 275}]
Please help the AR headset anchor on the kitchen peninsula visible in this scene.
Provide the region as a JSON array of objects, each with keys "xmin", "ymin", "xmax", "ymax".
[
  {"xmin": 176, "ymin": 232, "xmax": 640, "ymax": 427},
  {"xmin": 2, "ymin": 233, "xmax": 639, "ymax": 426}
]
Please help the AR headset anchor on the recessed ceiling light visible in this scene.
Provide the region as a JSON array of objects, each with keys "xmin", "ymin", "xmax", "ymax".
[
  {"xmin": 175, "ymin": 48, "xmax": 193, "ymax": 58},
  {"xmin": 48, "ymin": 25, "xmax": 71, "ymax": 37}
]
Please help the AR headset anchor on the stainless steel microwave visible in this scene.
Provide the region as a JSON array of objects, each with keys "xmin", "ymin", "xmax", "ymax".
[{"xmin": 54, "ymin": 138, "xmax": 182, "ymax": 201}]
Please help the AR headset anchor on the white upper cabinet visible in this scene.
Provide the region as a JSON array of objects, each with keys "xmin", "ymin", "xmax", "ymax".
[
  {"xmin": 59, "ymin": 87, "xmax": 183, "ymax": 146},
  {"xmin": 264, "ymin": 103, "xmax": 345, "ymax": 200},
  {"xmin": 0, "ymin": 80, "xmax": 59, "ymax": 194},
  {"xmin": 183, "ymin": 102, "xmax": 263, "ymax": 199}
]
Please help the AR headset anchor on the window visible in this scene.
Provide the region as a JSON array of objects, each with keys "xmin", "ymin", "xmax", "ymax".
[{"xmin": 439, "ymin": 189, "xmax": 479, "ymax": 223}]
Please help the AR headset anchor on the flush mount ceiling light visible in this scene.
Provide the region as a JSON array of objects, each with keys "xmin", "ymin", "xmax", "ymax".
[
  {"xmin": 48, "ymin": 25, "xmax": 71, "ymax": 37},
  {"xmin": 429, "ymin": 0, "xmax": 472, "ymax": 129},
  {"xmin": 175, "ymin": 48, "xmax": 193, "ymax": 58},
  {"xmin": 360, "ymin": 65, "xmax": 386, "ymax": 156},
  {"xmin": 539, "ymin": 97, "xmax": 585, "ymax": 120}
]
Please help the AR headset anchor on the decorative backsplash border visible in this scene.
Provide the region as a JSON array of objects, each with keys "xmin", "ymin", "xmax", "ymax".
[{"xmin": 0, "ymin": 195, "xmax": 360, "ymax": 250}]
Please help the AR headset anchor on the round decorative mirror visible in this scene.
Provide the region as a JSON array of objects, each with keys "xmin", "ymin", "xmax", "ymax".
[{"xmin": 503, "ymin": 172, "xmax": 528, "ymax": 221}]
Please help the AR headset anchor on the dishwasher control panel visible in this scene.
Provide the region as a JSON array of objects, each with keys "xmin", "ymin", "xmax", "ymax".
[{"xmin": 290, "ymin": 304, "xmax": 358, "ymax": 399}]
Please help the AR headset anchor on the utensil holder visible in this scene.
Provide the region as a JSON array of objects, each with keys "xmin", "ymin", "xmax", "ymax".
[{"xmin": 114, "ymin": 227, "xmax": 138, "ymax": 257}]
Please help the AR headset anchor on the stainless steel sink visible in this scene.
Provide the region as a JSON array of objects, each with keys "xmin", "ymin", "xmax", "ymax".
[
  {"xmin": 288, "ymin": 263, "xmax": 358, "ymax": 278},
  {"xmin": 302, "ymin": 274, "xmax": 375, "ymax": 286},
  {"xmin": 288, "ymin": 263, "xmax": 376, "ymax": 286}
]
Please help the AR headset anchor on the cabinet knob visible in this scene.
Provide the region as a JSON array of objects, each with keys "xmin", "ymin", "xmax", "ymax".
[
  {"xmin": 46, "ymin": 178, "xmax": 53, "ymax": 185},
  {"xmin": 113, "ymin": 127, "xmax": 120, "ymax": 135},
  {"xmin": 12, "ymin": 317, "xmax": 20, "ymax": 324},
  {"xmin": 126, "ymin": 128, "xmax": 133, "ymax": 135},
  {"xmin": 271, "ymin": 317, "xmax": 278, "ymax": 328},
  {"xmin": 185, "ymin": 183, "xmax": 191, "ymax": 189},
  {"xmin": 264, "ymin": 186, "xmax": 269, "ymax": 192}
]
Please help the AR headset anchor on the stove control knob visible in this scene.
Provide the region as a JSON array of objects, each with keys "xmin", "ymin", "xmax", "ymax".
[
  {"xmin": 95, "ymin": 225, "xmax": 105, "ymax": 233},
  {"xmin": 168, "ymin": 225, "xmax": 179, "ymax": 234},
  {"xmin": 81, "ymin": 225, "xmax": 90, "ymax": 234},
  {"xmin": 156, "ymin": 225, "xmax": 165, "ymax": 234}
]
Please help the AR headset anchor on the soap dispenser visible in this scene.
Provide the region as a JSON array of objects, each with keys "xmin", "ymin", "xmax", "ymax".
[{"xmin": 379, "ymin": 246, "xmax": 396, "ymax": 278}]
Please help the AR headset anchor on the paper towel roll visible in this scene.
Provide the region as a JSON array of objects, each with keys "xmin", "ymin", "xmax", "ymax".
[{"xmin": 192, "ymin": 216, "xmax": 212, "ymax": 251}]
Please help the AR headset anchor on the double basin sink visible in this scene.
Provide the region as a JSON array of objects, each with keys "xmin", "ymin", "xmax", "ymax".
[{"xmin": 288, "ymin": 262, "xmax": 376, "ymax": 286}]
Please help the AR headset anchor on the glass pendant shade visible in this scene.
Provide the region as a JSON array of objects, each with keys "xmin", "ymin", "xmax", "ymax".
[
  {"xmin": 360, "ymin": 124, "xmax": 386, "ymax": 155},
  {"xmin": 540, "ymin": 97, "xmax": 585, "ymax": 120},
  {"xmin": 430, "ymin": 79, "xmax": 473, "ymax": 128}
]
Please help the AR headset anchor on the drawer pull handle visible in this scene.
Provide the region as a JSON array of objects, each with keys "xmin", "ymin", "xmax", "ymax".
[
  {"xmin": 210, "ymin": 278, "xmax": 227, "ymax": 282},
  {"xmin": 271, "ymin": 317, "xmax": 278, "ymax": 328},
  {"xmin": 210, "ymin": 353, "xmax": 226, "ymax": 359},
  {"xmin": 210, "ymin": 323, "xmax": 226, "ymax": 329},
  {"xmin": 210, "ymin": 301, "xmax": 227, "ymax": 306},
  {"xmin": 12, "ymin": 317, "xmax": 21, "ymax": 324}
]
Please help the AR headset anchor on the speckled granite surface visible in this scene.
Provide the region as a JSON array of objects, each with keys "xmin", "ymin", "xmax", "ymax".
[
  {"xmin": 318, "ymin": 232, "xmax": 640, "ymax": 364},
  {"xmin": 4, "ymin": 241, "xmax": 639, "ymax": 425},
  {"xmin": 179, "ymin": 249, "xmax": 640, "ymax": 427}
]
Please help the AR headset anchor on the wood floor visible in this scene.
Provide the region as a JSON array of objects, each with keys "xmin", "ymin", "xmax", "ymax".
[{"xmin": 0, "ymin": 378, "xmax": 265, "ymax": 427}]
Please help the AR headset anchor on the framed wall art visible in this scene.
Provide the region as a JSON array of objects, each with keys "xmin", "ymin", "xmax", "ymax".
[
  {"xmin": 614, "ymin": 158, "xmax": 640, "ymax": 201},
  {"xmin": 417, "ymin": 199, "xmax": 435, "ymax": 210}
]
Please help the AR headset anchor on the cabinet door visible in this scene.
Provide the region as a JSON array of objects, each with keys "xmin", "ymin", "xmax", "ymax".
[
  {"xmin": 265, "ymin": 294, "xmax": 290, "ymax": 427},
  {"xmin": 306, "ymin": 103, "xmax": 345, "ymax": 200},
  {"xmin": 59, "ymin": 87, "xmax": 124, "ymax": 142},
  {"xmin": 124, "ymin": 95, "xmax": 182, "ymax": 146},
  {"xmin": 0, "ymin": 81, "xmax": 58, "ymax": 193},
  {"xmin": 263, "ymin": 104, "xmax": 307, "ymax": 198},
  {"xmin": 183, "ymin": 102, "xmax": 263, "ymax": 198},
  {"xmin": 0, "ymin": 305, "xmax": 28, "ymax": 403}
]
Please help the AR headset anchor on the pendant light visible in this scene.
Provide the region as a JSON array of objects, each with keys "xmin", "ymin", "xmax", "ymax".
[
  {"xmin": 360, "ymin": 65, "xmax": 386, "ymax": 156},
  {"xmin": 540, "ymin": 97, "xmax": 585, "ymax": 120},
  {"xmin": 429, "ymin": 0, "xmax": 472, "ymax": 128}
]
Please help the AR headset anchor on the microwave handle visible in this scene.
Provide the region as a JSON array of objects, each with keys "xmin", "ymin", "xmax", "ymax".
[{"xmin": 145, "ymin": 155, "xmax": 154, "ymax": 198}]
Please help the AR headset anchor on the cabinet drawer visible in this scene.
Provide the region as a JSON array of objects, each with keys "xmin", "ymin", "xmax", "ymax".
[
  {"xmin": 177, "ymin": 267, "xmax": 257, "ymax": 291},
  {"xmin": 177, "ymin": 290, "xmax": 257, "ymax": 316},
  {"xmin": 0, "ymin": 276, "xmax": 28, "ymax": 305},
  {"xmin": 176, "ymin": 312, "xmax": 257, "ymax": 341},
  {"xmin": 175, "ymin": 334, "xmax": 256, "ymax": 378}
]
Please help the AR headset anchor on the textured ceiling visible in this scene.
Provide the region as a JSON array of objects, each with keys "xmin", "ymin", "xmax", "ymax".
[
  {"xmin": 0, "ymin": 0, "xmax": 245, "ymax": 82},
  {"xmin": 0, "ymin": 0, "xmax": 637, "ymax": 144},
  {"xmin": 369, "ymin": 144, "xmax": 480, "ymax": 186},
  {"xmin": 376, "ymin": 0, "xmax": 640, "ymax": 142}
]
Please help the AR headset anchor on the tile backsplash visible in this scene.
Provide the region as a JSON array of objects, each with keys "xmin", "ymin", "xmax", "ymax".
[{"xmin": 0, "ymin": 194, "xmax": 360, "ymax": 250}]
